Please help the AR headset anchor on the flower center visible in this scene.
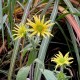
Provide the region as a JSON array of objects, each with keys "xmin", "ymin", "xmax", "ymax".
[
  {"xmin": 36, "ymin": 25, "xmax": 43, "ymax": 32},
  {"xmin": 59, "ymin": 58, "xmax": 65, "ymax": 64},
  {"xmin": 18, "ymin": 28, "xmax": 26, "ymax": 35}
]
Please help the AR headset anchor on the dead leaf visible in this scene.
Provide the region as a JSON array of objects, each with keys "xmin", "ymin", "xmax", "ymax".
[{"xmin": 0, "ymin": 40, "xmax": 7, "ymax": 54}]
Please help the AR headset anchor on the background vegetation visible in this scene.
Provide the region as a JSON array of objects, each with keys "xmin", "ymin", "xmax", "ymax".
[{"xmin": 0, "ymin": 0, "xmax": 80, "ymax": 80}]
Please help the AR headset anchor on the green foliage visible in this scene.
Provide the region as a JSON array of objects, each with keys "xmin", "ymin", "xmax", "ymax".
[
  {"xmin": 26, "ymin": 50, "xmax": 37, "ymax": 66},
  {"xmin": 34, "ymin": 58, "xmax": 44, "ymax": 68},
  {"xmin": 57, "ymin": 12, "xmax": 80, "ymax": 21},
  {"xmin": 57, "ymin": 72, "xmax": 68, "ymax": 80},
  {"xmin": 40, "ymin": 69, "xmax": 57, "ymax": 80},
  {"xmin": 16, "ymin": 66, "xmax": 30, "ymax": 80},
  {"xmin": 42, "ymin": 0, "xmax": 49, "ymax": 3},
  {"xmin": 1, "ymin": 0, "xmax": 80, "ymax": 80},
  {"xmin": 21, "ymin": 43, "xmax": 32, "ymax": 57}
]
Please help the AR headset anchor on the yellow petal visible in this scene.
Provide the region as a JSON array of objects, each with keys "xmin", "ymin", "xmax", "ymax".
[
  {"xmin": 15, "ymin": 24, "xmax": 20, "ymax": 28},
  {"xmin": 14, "ymin": 27, "xmax": 19, "ymax": 30},
  {"xmin": 30, "ymin": 31, "xmax": 37, "ymax": 37},
  {"xmin": 41, "ymin": 33, "xmax": 46, "ymax": 38},
  {"xmin": 47, "ymin": 23, "xmax": 54, "ymax": 27},
  {"xmin": 68, "ymin": 57, "xmax": 74, "ymax": 60},
  {"xmin": 12, "ymin": 34, "xmax": 19, "ymax": 36},
  {"xmin": 41, "ymin": 15, "xmax": 45, "ymax": 24},
  {"xmin": 44, "ymin": 20, "xmax": 51, "ymax": 25},
  {"xmin": 33, "ymin": 15, "xmax": 40, "ymax": 24},
  {"xmin": 14, "ymin": 36, "xmax": 21, "ymax": 40},
  {"xmin": 64, "ymin": 52, "xmax": 69, "ymax": 58},
  {"xmin": 27, "ymin": 29, "xmax": 34, "ymax": 31},
  {"xmin": 43, "ymin": 32, "xmax": 51, "ymax": 37},
  {"xmin": 55, "ymin": 64, "xmax": 59, "ymax": 70},
  {"xmin": 12, "ymin": 30, "xmax": 18, "ymax": 32},
  {"xmin": 37, "ymin": 32, "xmax": 40, "ymax": 36},
  {"xmin": 27, "ymin": 19, "xmax": 36, "ymax": 28},
  {"xmin": 58, "ymin": 51, "xmax": 63, "ymax": 57}
]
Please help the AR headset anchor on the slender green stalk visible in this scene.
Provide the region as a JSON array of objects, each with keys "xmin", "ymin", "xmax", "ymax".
[
  {"xmin": 60, "ymin": 66, "xmax": 63, "ymax": 72},
  {"xmin": 8, "ymin": 0, "xmax": 33, "ymax": 80},
  {"xmin": 66, "ymin": 21, "xmax": 80, "ymax": 80},
  {"xmin": 8, "ymin": 0, "xmax": 13, "ymax": 29},
  {"xmin": 11, "ymin": 0, "xmax": 16, "ymax": 12},
  {"xmin": 34, "ymin": 0, "xmax": 59, "ymax": 80},
  {"xmin": 8, "ymin": 0, "xmax": 16, "ymax": 29},
  {"xmin": 0, "ymin": 0, "xmax": 4, "ymax": 44}
]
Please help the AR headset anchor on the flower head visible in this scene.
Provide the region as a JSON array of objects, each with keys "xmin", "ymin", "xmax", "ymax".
[
  {"xmin": 51, "ymin": 51, "xmax": 73, "ymax": 70},
  {"xmin": 12, "ymin": 23, "xmax": 27, "ymax": 40},
  {"xmin": 27, "ymin": 15, "xmax": 54, "ymax": 38}
]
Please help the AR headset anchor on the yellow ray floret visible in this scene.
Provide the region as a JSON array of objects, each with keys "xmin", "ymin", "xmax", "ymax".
[
  {"xmin": 12, "ymin": 23, "xmax": 28, "ymax": 40},
  {"xmin": 27, "ymin": 15, "xmax": 54, "ymax": 38},
  {"xmin": 51, "ymin": 51, "xmax": 73, "ymax": 70}
]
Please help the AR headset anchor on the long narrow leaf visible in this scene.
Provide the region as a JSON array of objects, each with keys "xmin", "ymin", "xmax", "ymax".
[
  {"xmin": 66, "ymin": 21, "xmax": 80, "ymax": 80},
  {"xmin": 8, "ymin": 39, "xmax": 20, "ymax": 80},
  {"xmin": 0, "ymin": 0, "xmax": 4, "ymax": 43}
]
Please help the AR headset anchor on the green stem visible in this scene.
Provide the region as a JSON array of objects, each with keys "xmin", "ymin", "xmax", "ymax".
[
  {"xmin": 8, "ymin": 0, "xmax": 13, "ymax": 29},
  {"xmin": 60, "ymin": 66, "xmax": 63, "ymax": 72}
]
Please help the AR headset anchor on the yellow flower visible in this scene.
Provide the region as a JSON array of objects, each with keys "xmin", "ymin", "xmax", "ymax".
[
  {"xmin": 12, "ymin": 23, "xmax": 27, "ymax": 40},
  {"xmin": 27, "ymin": 15, "xmax": 54, "ymax": 38},
  {"xmin": 51, "ymin": 51, "xmax": 73, "ymax": 70}
]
